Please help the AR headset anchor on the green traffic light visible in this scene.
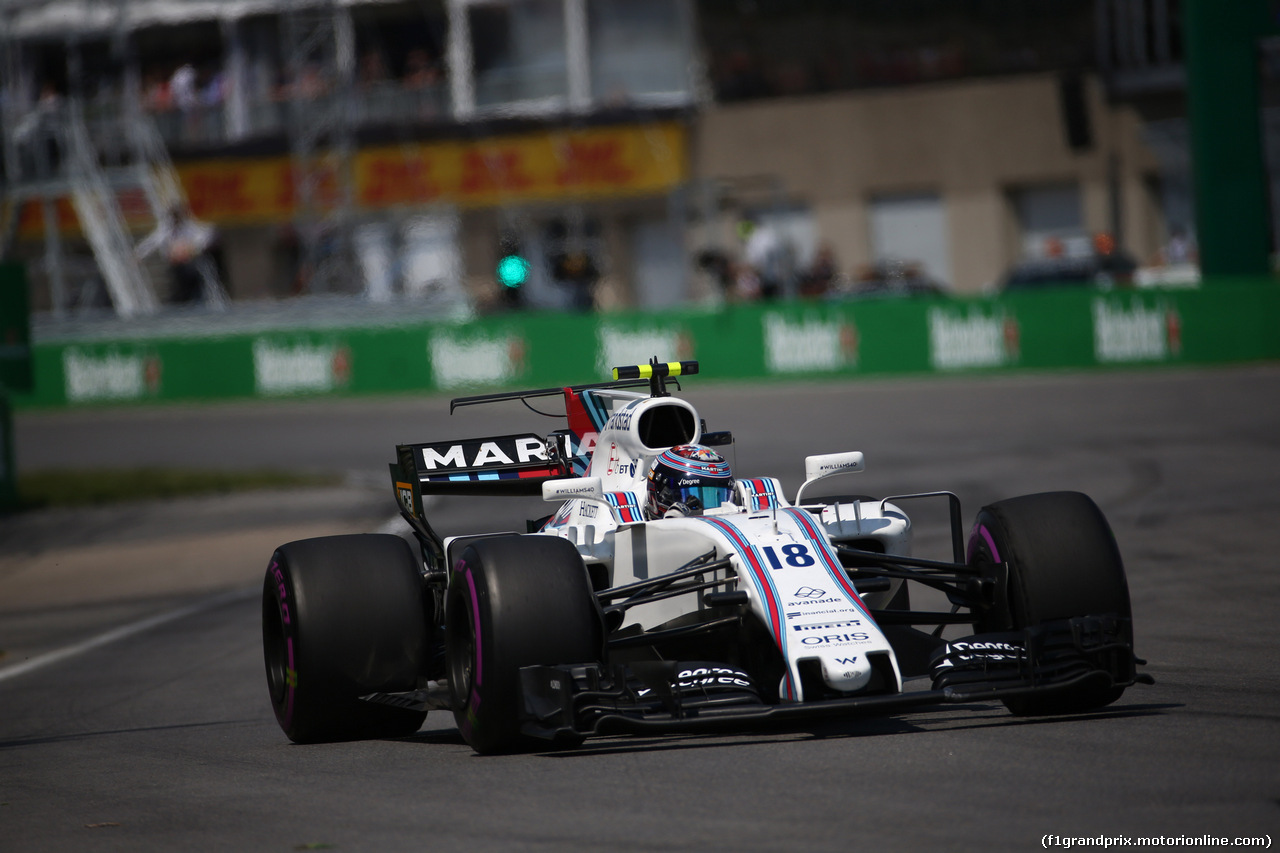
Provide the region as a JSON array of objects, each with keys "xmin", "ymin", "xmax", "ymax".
[{"xmin": 497, "ymin": 254, "xmax": 530, "ymax": 288}]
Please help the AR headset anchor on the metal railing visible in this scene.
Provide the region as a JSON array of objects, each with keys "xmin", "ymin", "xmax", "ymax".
[{"xmin": 126, "ymin": 82, "xmax": 450, "ymax": 151}]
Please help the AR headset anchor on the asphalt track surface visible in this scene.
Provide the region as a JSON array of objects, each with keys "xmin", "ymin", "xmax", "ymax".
[{"xmin": 2, "ymin": 365, "xmax": 1278, "ymax": 851}]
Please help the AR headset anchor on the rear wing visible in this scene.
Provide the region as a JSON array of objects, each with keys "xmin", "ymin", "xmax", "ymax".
[
  {"xmin": 389, "ymin": 359, "xmax": 701, "ymax": 569},
  {"xmin": 390, "ymin": 432, "xmax": 569, "ymax": 572},
  {"xmin": 394, "ymin": 433, "xmax": 566, "ymax": 500}
]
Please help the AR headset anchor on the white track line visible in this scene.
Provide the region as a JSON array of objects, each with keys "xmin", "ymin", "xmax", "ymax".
[
  {"xmin": 0, "ymin": 586, "xmax": 257, "ymax": 685},
  {"xmin": 0, "ymin": 511, "xmax": 420, "ymax": 684}
]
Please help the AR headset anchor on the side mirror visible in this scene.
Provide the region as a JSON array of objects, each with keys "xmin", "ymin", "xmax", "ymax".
[
  {"xmin": 701, "ymin": 430, "xmax": 734, "ymax": 447},
  {"xmin": 542, "ymin": 477, "xmax": 604, "ymax": 504},
  {"xmin": 795, "ymin": 451, "xmax": 865, "ymax": 504},
  {"xmin": 698, "ymin": 419, "xmax": 733, "ymax": 447}
]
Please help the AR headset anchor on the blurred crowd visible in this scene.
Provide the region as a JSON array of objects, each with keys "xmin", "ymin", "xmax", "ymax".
[
  {"xmin": 692, "ymin": 219, "xmax": 1199, "ymax": 307},
  {"xmin": 140, "ymin": 46, "xmax": 445, "ymax": 105},
  {"xmin": 695, "ymin": 217, "xmax": 947, "ymax": 307},
  {"xmin": 133, "ymin": 44, "xmax": 447, "ymax": 144}
]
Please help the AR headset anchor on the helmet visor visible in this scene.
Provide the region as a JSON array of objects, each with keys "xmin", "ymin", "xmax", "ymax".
[{"xmin": 674, "ymin": 484, "xmax": 732, "ymax": 512}]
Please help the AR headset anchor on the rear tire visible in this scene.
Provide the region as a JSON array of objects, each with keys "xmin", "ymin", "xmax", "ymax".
[
  {"xmin": 968, "ymin": 491, "xmax": 1132, "ymax": 715},
  {"xmin": 263, "ymin": 534, "xmax": 429, "ymax": 743},
  {"xmin": 446, "ymin": 535, "xmax": 603, "ymax": 754}
]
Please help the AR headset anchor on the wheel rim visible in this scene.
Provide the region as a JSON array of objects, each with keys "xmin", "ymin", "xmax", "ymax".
[
  {"xmin": 262, "ymin": 593, "xmax": 289, "ymax": 706},
  {"xmin": 447, "ymin": 594, "xmax": 477, "ymax": 706},
  {"xmin": 263, "ymin": 589, "xmax": 295, "ymax": 706},
  {"xmin": 968, "ymin": 524, "xmax": 1014, "ymax": 632}
]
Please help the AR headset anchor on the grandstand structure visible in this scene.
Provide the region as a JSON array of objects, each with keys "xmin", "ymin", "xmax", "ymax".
[
  {"xmin": 0, "ymin": 0, "xmax": 700, "ymax": 319},
  {"xmin": 0, "ymin": 0, "xmax": 1249, "ymax": 324}
]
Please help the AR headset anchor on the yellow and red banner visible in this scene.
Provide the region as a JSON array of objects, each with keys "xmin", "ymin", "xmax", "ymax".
[
  {"xmin": 354, "ymin": 122, "xmax": 686, "ymax": 212},
  {"xmin": 15, "ymin": 122, "xmax": 687, "ymax": 236}
]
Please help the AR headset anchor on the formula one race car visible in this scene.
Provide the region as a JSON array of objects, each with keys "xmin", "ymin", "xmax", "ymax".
[{"xmin": 262, "ymin": 360, "xmax": 1151, "ymax": 752}]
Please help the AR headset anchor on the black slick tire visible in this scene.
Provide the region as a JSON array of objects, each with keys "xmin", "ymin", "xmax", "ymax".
[
  {"xmin": 968, "ymin": 491, "xmax": 1132, "ymax": 715},
  {"xmin": 446, "ymin": 535, "xmax": 603, "ymax": 754},
  {"xmin": 262, "ymin": 533, "xmax": 429, "ymax": 743}
]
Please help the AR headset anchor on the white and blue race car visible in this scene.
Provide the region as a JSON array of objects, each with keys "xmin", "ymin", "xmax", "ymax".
[{"xmin": 262, "ymin": 360, "xmax": 1151, "ymax": 752}]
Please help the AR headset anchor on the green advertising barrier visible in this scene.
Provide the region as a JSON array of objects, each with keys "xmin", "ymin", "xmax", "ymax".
[{"xmin": 10, "ymin": 279, "xmax": 1280, "ymax": 410}]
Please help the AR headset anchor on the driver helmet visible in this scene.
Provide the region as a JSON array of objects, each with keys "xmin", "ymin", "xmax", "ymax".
[{"xmin": 646, "ymin": 444, "xmax": 734, "ymax": 519}]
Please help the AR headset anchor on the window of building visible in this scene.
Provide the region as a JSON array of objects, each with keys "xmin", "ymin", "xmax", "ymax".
[
  {"xmin": 869, "ymin": 192, "xmax": 952, "ymax": 288},
  {"xmin": 468, "ymin": 0, "xmax": 568, "ymax": 108},
  {"xmin": 588, "ymin": 0, "xmax": 693, "ymax": 106},
  {"xmin": 632, "ymin": 216, "xmax": 686, "ymax": 309},
  {"xmin": 1011, "ymin": 183, "xmax": 1086, "ymax": 258}
]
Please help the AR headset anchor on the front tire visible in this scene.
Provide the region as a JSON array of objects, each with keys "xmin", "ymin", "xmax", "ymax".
[
  {"xmin": 968, "ymin": 491, "xmax": 1133, "ymax": 715},
  {"xmin": 263, "ymin": 534, "xmax": 429, "ymax": 743},
  {"xmin": 446, "ymin": 535, "xmax": 603, "ymax": 754}
]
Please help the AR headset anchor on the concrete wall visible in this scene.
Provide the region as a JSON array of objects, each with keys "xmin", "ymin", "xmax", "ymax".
[{"xmin": 692, "ymin": 73, "xmax": 1163, "ymax": 293}]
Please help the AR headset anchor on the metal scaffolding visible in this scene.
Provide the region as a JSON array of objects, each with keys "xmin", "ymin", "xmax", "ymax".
[
  {"xmin": 280, "ymin": 0, "xmax": 359, "ymax": 296},
  {"xmin": 0, "ymin": 0, "xmax": 227, "ymax": 317}
]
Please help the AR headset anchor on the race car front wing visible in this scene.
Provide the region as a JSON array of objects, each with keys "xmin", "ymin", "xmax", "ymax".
[{"xmin": 516, "ymin": 615, "xmax": 1153, "ymax": 742}]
